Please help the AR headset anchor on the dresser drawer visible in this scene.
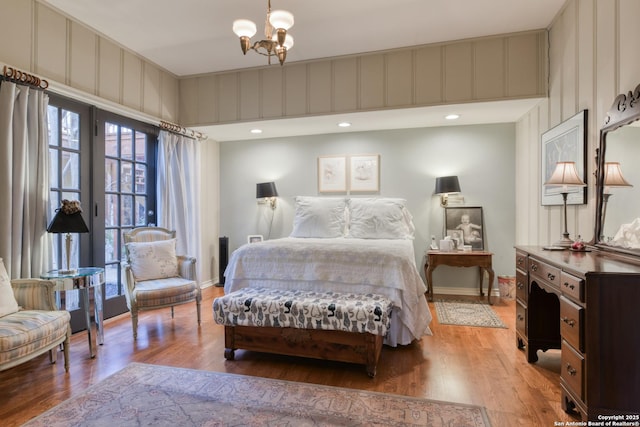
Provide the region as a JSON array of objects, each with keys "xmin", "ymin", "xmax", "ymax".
[
  {"xmin": 560, "ymin": 271, "xmax": 584, "ymax": 303},
  {"xmin": 516, "ymin": 300, "xmax": 526, "ymax": 336},
  {"xmin": 529, "ymin": 257, "xmax": 561, "ymax": 290},
  {"xmin": 561, "ymin": 340, "xmax": 584, "ymax": 400},
  {"xmin": 515, "ymin": 251, "xmax": 528, "ymax": 272},
  {"xmin": 515, "ymin": 270, "xmax": 528, "ymax": 303},
  {"xmin": 560, "ymin": 296, "xmax": 584, "ymax": 352}
]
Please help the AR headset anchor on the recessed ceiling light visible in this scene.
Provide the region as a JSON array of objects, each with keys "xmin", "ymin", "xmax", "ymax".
[
  {"xmin": 337, "ymin": 122, "xmax": 352, "ymax": 128},
  {"xmin": 250, "ymin": 129, "xmax": 263, "ymax": 134},
  {"xmin": 445, "ymin": 114, "xmax": 460, "ymax": 120}
]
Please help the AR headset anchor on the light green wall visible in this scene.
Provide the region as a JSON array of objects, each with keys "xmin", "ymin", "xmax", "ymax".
[{"xmin": 220, "ymin": 123, "xmax": 516, "ymax": 294}]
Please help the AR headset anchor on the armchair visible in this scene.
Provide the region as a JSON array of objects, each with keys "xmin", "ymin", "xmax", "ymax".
[
  {"xmin": 123, "ymin": 227, "xmax": 201, "ymax": 339},
  {"xmin": 0, "ymin": 260, "xmax": 71, "ymax": 372}
]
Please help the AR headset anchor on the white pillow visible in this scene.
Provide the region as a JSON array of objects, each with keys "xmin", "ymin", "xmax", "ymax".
[
  {"xmin": 126, "ymin": 239, "xmax": 179, "ymax": 281},
  {"xmin": 290, "ymin": 196, "xmax": 348, "ymax": 238},
  {"xmin": 347, "ymin": 198, "xmax": 415, "ymax": 239},
  {"xmin": 0, "ymin": 258, "xmax": 20, "ymax": 317}
]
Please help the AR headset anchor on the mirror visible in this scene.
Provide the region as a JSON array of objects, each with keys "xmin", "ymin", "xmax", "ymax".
[{"xmin": 595, "ymin": 84, "xmax": 640, "ymax": 255}]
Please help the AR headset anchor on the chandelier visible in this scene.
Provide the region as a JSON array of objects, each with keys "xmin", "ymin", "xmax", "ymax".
[{"xmin": 232, "ymin": 0, "xmax": 294, "ymax": 66}]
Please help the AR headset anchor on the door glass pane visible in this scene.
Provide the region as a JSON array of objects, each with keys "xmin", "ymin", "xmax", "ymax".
[
  {"xmin": 105, "ymin": 194, "xmax": 118, "ymax": 227},
  {"xmin": 105, "ymin": 158, "xmax": 119, "ymax": 192},
  {"xmin": 121, "ymin": 127, "xmax": 133, "ymax": 160},
  {"xmin": 104, "ymin": 264, "xmax": 119, "ymax": 300},
  {"xmin": 105, "ymin": 123, "xmax": 119, "ymax": 157},
  {"xmin": 61, "ymin": 110, "xmax": 80, "ymax": 149},
  {"xmin": 135, "ymin": 196, "xmax": 146, "ymax": 226},
  {"xmin": 135, "ymin": 132, "xmax": 146, "ymax": 161},
  {"xmin": 121, "ymin": 161, "xmax": 133, "ymax": 193},
  {"xmin": 48, "ymin": 106, "xmax": 59, "ymax": 147},
  {"xmin": 135, "ymin": 164, "xmax": 146, "ymax": 193},
  {"xmin": 105, "ymin": 229, "xmax": 118, "ymax": 263},
  {"xmin": 121, "ymin": 195, "xmax": 134, "ymax": 227},
  {"xmin": 61, "ymin": 151, "xmax": 80, "ymax": 189}
]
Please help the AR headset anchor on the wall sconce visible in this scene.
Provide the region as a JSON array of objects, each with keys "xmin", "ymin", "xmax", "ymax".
[
  {"xmin": 434, "ymin": 176, "xmax": 461, "ymax": 207},
  {"xmin": 544, "ymin": 161, "xmax": 586, "ymax": 247},
  {"xmin": 256, "ymin": 181, "xmax": 278, "ymax": 209}
]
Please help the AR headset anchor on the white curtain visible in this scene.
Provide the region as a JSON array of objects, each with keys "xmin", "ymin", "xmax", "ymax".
[
  {"xmin": 0, "ymin": 81, "xmax": 50, "ymax": 278},
  {"xmin": 157, "ymin": 130, "xmax": 201, "ymax": 276}
]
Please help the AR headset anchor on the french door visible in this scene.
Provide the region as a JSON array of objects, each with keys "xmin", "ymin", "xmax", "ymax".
[
  {"xmin": 48, "ymin": 95, "xmax": 157, "ymax": 327},
  {"xmin": 93, "ymin": 110, "xmax": 157, "ymax": 319}
]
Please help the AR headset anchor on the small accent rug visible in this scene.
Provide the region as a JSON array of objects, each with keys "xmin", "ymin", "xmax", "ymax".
[
  {"xmin": 24, "ymin": 362, "xmax": 491, "ymax": 427},
  {"xmin": 435, "ymin": 300, "xmax": 507, "ymax": 328}
]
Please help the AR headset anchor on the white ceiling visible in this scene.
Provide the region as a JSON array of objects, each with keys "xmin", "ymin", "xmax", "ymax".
[{"xmin": 41, "ymin": 0, "xmax": 565, "ymax": 141}]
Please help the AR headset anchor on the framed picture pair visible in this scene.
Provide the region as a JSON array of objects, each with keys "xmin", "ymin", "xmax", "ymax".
[{"xmin": 318, "ymin": 154, "xmax": 379, "ymax": 193}]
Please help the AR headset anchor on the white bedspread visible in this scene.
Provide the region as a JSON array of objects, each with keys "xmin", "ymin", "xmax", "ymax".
[{"xmin": 224, "ymin": 237, "xmax": 433, "ymax": 346}]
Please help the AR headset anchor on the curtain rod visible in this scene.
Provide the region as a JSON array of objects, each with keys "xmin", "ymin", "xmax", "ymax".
[
  {"xmin": 0, "ymin": 62, "xmax": 208, "ymax": 141},
  {"xmin": 160, "ymin": 121, "xmax": 206, "ymax": 140},
  {"xmin": 2, "ymin": 65, "xmax": 49, "ymax": 90}
]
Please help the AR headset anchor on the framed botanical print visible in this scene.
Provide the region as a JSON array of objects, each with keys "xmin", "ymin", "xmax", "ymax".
[
  {"xmin": 349, "ymin": 154, "xmax": 379, "ymax": 192},
  {"xmin": 318, "ymin": 155, "xmax": 347, "ymax": 193}
]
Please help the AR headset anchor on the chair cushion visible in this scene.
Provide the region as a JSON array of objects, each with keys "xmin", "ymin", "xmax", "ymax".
[
  {"xmin": 0, "ymin": 310, "xmax": 70, "ymax": 364},
  {"xmin": 126, "ymin": 239, "xmax": 179, "ymax": 281},
  {"xmin": 133, "ymin": 277, "xmax": 199, "ymax": 309},
  {"xmin": 0, "ymin": 258, "xmax": 19, "ymax": 317}
]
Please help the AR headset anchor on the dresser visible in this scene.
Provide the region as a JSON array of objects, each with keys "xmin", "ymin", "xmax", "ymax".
[{"xmin": 515, "ymin": 246, "xmax": 640, "ymax": 420}]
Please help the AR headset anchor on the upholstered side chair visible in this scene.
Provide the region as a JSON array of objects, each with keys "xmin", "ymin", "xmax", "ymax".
[
  {"xmin": 0, "ymin": 258, "xmax": 71, "ymax": 372},
  {"xmin": 123, "ymin": 227, "xmax": 201, "ymax": 339}
]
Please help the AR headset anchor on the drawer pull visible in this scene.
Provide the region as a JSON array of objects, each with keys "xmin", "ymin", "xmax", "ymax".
[
  {"xmin": 517, "ymin": 281, "xmax": 524, "ymax": 289},
  {"xmin": 561, "ymin": 317, "xmax": 576, "ymax": 327},
  {"xmin": 517, "ymin": 257, "xmax": 524, "ymax": 266},
  {"xmin": 517, "ymin": 314, "xmax": 524, "ymax": 321},
  {"xmin": 547, "ymin": 273, "xmax": 556, "ymax": 281},
  {"xmin": 531, "ymin": 264, "xmax": 538, "ymax": 272},
  {"xmin": 566, "ymin": 364, "xmax": 577, "ymax": 376}
]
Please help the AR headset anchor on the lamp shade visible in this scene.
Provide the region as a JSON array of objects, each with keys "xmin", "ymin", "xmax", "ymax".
[
  {"xmin": 47, "ymin": 209, "xmax": 89, "ymax": 234},
  {"xmin": 544, "ymin": 162, "xmax": 586, "ymax": 188},
  {"xmin": 269, "ymin": 10, "xmax": 294, "ymax": 30},
  {"xmin": 232, "ymin": 19, "xmax": 257, "ymax": 38},
  {"xmin": 604, "ymin": 162, "xmax": 632, "ymax": 187},
  {"xmin": 435, "ymin": 176, "xmax": 461, "ymax": 194},
  {"xmin": 256, "ymin": 182, "xmax": 278, "ymax": 199}
]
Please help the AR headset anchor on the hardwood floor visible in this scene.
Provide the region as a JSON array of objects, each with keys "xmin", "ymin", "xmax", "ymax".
[{"xmin": 1, "ymin": 286, "xmax": 579, "ymax": 426}]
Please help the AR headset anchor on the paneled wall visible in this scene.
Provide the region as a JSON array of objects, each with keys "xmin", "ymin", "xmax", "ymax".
[
  {"xmin": 179, "ymin": 31, "xmax": 548, "ymax": 126},
  {"xmin": 0, "ymin": 0, "xmax": 179, "ymax": 121},
  {"xmin": 515, "ymin": 0, "xmax": 640, "ymax": 246}
]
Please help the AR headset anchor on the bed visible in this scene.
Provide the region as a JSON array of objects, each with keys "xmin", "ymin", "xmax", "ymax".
[{"xmin": 223, "ymin": 196, "xmax": 433, "ymax": 347}]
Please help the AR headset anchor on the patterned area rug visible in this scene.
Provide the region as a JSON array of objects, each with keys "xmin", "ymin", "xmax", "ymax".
[
  {"xmin": 435, "ymin": 300, "xmax": 507, "ymax": 328},
  {"xmin": 24, "ymin": 363, "xmax": 492, "ymax": 427}
]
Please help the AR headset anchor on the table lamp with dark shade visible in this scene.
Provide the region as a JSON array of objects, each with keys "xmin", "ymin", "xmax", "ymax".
[
  {"xmin": 256, "ymin": 181, "xmax": 278, "ymax": 209},
  {"xmin": 434, "ymin": 176, "xmax": 461, "ymax": 207},
  {"xmin": 47, "ymin": 199, "xmax": 89, "ymax": 274}
]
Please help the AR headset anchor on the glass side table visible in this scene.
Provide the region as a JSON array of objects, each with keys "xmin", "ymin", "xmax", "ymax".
[{"xmin": 41, "ymin": 267, "xmax": 105, "ymax": 358}]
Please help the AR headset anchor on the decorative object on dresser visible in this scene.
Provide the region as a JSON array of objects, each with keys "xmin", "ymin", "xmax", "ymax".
[
  {"xmin": 600, "ymin": 162, "xmax": 632, "ymax": 239},
  {"xmin": 434, "ymin": 175, "xmax": 461, "ymax": 207},
  {"xmin": 541, "ymin": 110, "xmax": 588, "ymax": 206},
  {"xmin": 544, "ymin": 161, "xmax": 587, "ymax": 248}
]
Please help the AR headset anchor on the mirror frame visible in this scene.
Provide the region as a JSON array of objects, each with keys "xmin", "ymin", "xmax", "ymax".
[{"xmin": 594, "ymin": 83, "xmax": 640, "ymax": 254}]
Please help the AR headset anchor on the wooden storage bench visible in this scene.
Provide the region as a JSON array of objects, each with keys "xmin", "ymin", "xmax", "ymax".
[{"xmin": 213, "ymin": 287, "xmax": 393, "ymax": 377}]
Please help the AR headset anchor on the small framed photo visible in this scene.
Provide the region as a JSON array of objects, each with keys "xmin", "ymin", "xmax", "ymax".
[
  {"xmin": 247, "ymin": 235, "xmax": 263, "ymax": 244},
  {"xmin": 318, "ymin": 155, "xmax": 347, "ymax": 193},
  {"xmin": 349, "ymin": 154, "xmax": 380, "ymax": 192},
  {"xmin": 446, "ymin": 229, "xmax": 464, "ymax": 249},
  {"xmin": 444, "ymin": 207, "xmax": 484, "ymax": 250}
]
